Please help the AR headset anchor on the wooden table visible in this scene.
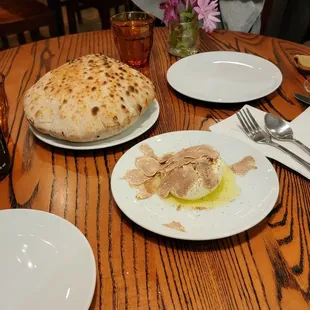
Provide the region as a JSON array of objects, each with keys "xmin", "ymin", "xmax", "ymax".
[{"xmin": 0, "ymin": 28, "xmax": 310, "ymax": 310}]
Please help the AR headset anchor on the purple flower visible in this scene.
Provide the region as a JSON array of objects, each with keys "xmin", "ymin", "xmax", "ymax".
[
  {"xmin": 194, "ymin": 0, "xmax": 220, "ymax": 32},
  {"xmin": 160, "ymin": 0, "xmax": 180, "ymax": 22}
]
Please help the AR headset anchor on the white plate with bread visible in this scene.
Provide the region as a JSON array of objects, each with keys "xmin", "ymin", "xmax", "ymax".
[
  {"xmin": 24, "ymin": 54, "xmax": 159, "ymax": 150},
  {"xmin": 29, "ymin": 99, "xmax": 159, "ymax": 150}
]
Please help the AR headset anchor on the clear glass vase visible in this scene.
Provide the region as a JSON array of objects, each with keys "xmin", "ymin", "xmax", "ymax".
[{"xmin": 168, "ymin": 20, "xmax": 200, "ymax": 58}]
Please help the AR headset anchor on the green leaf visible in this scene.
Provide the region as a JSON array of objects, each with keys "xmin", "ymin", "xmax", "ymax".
[
  {"xmin": 180, "ymin": 12, "xmax": 194, "ymax": 19},
  {"xmin": 179, "ymin": 11, "xmax": 195, "ymax": 23}
]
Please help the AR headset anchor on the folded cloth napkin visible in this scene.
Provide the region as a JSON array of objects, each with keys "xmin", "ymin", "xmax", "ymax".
[
  {"xmin": 294, "ymin": 55, "xmax": 310, "ymax": 72},
  {"xmin": 209, "ymin": 105, "xmax": 310, "ymax": 180}
]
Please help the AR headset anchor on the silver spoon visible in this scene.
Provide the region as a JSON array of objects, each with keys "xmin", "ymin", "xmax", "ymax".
[{"xmin": 264, "ymin": 113, "xmax": 310, "ymax": 156}]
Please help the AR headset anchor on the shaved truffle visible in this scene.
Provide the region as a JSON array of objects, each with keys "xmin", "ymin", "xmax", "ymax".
[
  {"xmin": 230, "ymin": 156, "xmax": 256, "ymax": 176},
  {"xmin": 136, "ymin": 174, "xmax": 161, "ymax": 199},
  {"xmin": 196, "ymin": 159, "xmax": 220, "ymax": 190},
  {"xmin": 136, "ymin": 156, "xmax": 160, "ymax": 177},
  {"xmin": 163, "ymin": 221, "xmax": 186, "ymax": 232},
  {"xmin": 124, "ymin": 144, "xmax": 222, "ymax": 201},
  {"xmin": 158, "ymin": 153, "xmax": 174, "ymax": 163},
  {"xmin": 139, "ymin": 143, "xmax": 158, "ymax": 159},
  {"xmin": 123, "ymin": 169, "xmax": 150, "ymax": 186},
  {"xmin": 169, "ymin": 166, "xmax": 199, "ymax": 199},
  {"xmin": 161, "ymin": 158, "xmax": 194, "ymax": 173}
]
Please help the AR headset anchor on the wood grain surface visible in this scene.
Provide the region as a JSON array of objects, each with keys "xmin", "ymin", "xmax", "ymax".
[{"xmin": 0, "ymin": 28, "xmax": 310, "ymax": 310}]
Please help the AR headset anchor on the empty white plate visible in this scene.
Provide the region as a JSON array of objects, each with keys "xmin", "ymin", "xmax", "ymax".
[
  {"xmin": 0, "ymin": 209, "xmax": 96, "ymax": 310},
  {"xmin": 29, "ymin": 99, "xmax": 160, "ymax": 150},
  {"xmin": 111, "ymin": 131, "xmax": 279, "ymax": 240},
  {"xmin": 167, "ymin": 52, "xmax": 283, "ymax": 103}
]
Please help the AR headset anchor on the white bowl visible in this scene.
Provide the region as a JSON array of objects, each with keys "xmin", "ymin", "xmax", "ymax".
[{"xmin": 0, "ymin": 209, "xmax": 96, "ymax": 310}]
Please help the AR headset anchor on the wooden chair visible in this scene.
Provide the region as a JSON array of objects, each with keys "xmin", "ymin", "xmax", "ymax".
[
  {"xmin": 56, "ymin": 0, "xmax": 95, "ymax": 34},
  {"xmin": 59, "ymin": 0, "xmax": 84, "ymax": 34},
  {"xmin": 71, "ymin": 0, "xmax": 93, "ymax": 25},
  {"xmin": 0, "ymin": 0, "xmax": 58, "ymax": 49},
  {"xmin": 304, "ymin": 20, "xmax": 310, "ymax": 42},
  {"xmin": 261, "ymin": 0, "xmax": 273, "ymax": 35},
  {"xmin": 46, "ymin": 0, "xmax": 81, "ymax": 35},
  {"xmin": 93, "ymin": 0, "xmax": 134, "ymax": 30}
]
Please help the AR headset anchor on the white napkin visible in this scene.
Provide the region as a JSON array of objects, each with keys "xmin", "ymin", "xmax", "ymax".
[
  {"xmin": 219, "ymin": 0, "xmax": 265, "ymax": 34},
  {"xmin": 131, "ymin": 0, "xmax": 164, "ymax": 20},
  {"xmin": 210, "ymin": 105, "xmax": 310, "ymax": 180}
]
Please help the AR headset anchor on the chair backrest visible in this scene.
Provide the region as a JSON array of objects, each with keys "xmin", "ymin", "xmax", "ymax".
[
  {"xmin": 94, "ymin": 0, "xmax": 133, "ymax": 30},
  {"xmin": 0, "ymin": 0, "xmax": 57, "ymax": 49},
  {"xmin": 305, "ymin": 19, "xmax": 310, "ymax": 42},
  {"xmin": 261, "ymin": 0, "xmax": 273, "ymax": 34}
]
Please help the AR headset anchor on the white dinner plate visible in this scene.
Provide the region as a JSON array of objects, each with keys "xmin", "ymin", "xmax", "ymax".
[
  {"xmin": 111, "ymin": 131, "xmax": 279, "ymax": 240},
  {"xmin": 0, "ymin": 209, "xmax": 96, "ymax": 310},
  {"xmin": 29, "ymin": 99, "xmax": 160, "ymax": 150},
  {"xmin": 167, "ymin": 52, "xmax": 283, "ymax": 103}
]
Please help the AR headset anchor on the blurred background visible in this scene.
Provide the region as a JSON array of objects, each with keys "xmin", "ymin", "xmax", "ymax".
[{"xmin": 0, "ymin": 0, "xmax": 309, "ymax": 50}]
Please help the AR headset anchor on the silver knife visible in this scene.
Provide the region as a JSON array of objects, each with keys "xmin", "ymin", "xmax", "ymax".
[{"xmin": 294, "ymin": 93, "xmax": 310, "ymax": 105}]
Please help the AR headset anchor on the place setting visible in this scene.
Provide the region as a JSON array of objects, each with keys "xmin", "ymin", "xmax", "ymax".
[
  {"xmin": 0, "ymin": 209, "xmax": 96, "ymax": 310},
  {"xmin": 0, "ymin": 0, "xmax": 310, "ymax": 309},
  {"xmin": 167, "ymin": 51, "xmax": 283, "ymax": 103}
]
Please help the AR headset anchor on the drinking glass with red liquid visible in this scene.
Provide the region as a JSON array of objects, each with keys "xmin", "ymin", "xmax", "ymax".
[{"xmin": 111, "ymin": 12, "xmax": 155, "ymax": 69}]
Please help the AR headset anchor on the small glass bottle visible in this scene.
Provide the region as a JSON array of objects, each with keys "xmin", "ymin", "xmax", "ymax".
[
  {"xmin": 0, "ymin": 73, "xmax": 9, "ymax": 136},
  {"xmin": 0, "ymin": 73, "xmax": 11, "ymax": 180}
]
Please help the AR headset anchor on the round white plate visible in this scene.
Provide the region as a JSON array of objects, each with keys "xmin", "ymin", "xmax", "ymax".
[
  {"xmin": 0, "ymin": 209, "xmax": 96, "ymax": 310},
  {"xmin": 167, "ymin": 52, "xmax": 283, "ymax": 103},
  {"xmin": 111, "ymin": 131, "xmax": 279, "ymax": 240},
  {"xmin": 29, "ymin": 99, "xmax": 160, "ymax": 150}
]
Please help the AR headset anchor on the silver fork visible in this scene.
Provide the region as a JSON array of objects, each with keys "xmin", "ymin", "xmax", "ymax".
[{"xmin": 237, "ymin": 108, "xmax": 310, "ymax": 172}]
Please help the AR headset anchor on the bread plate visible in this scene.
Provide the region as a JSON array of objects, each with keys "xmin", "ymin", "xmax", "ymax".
[{"xmin": 29, "ymin": 99, "xmax": 159, "ymax": 150}]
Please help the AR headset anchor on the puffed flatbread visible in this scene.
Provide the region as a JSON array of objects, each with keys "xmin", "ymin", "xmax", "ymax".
[{"xmin": 23, "ymin": 54, "xmax": 156, "ymax": 142}]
